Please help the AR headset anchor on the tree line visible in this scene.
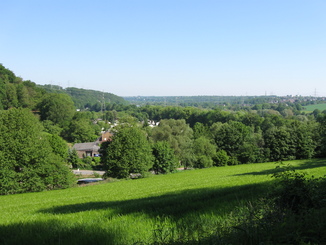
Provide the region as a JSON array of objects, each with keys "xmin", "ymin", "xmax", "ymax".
[
  {"xmin": 99, "ymin": 108, "xmax": 326, "ymax": 179},
  {"xmin": 124, "ymin": 95, "xmax": 325, "ymax": 108},
  {"xmin": 98, "ymin": 94, "xmax": 326, "ymax": 179},
  {"xmin": 1, "ymin": 63, "xmax": 326, "ymax": 193}
]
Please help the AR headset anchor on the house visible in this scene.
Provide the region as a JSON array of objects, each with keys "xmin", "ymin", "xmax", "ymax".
[
  {"xmin": 72, "ymin": 142, "xmax": 100, "ymax": 158},
  {"xmin": 72, "ymin": 131, "xmax": 113, "ymax": 158}
]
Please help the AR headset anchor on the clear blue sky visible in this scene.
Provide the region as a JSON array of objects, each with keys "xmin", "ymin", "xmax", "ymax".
[{"xmin": 1, "ymin": 0, "xmax": 325, "ymax": 97}]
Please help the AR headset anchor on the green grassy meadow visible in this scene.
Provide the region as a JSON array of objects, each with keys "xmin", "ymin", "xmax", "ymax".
[
  {"xmin": 303, "ymin": 103, "xmax": 326, "ymax": 113},
  {"xmin": 1, "ymin": 159, "xmax": 326, "ymax": 244}
]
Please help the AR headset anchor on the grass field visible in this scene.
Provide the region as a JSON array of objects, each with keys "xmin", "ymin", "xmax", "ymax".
[
  {"xmin": 303, "ymin": 103, "xmax": 326, "ymax": 113},
  {"xmin": 0, "ymin": 159, "xmax": 325, "ymax": 244}
]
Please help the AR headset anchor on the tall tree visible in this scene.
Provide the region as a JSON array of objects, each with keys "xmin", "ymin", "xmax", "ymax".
[
  {"xmin": 0, "ymin": 108, "xmax": 74, "ymax": 195},
  {"xmin": 316, "ymin": 114, "xmax": 326, "ymax": 157},
  {"xmin": 152, "ymin": 141, "xmax": 178, "ymax": 174},
  {"xmin": 66, "ymin": 118, "xmax": 99, "ymax": 143},
  {"xmin": 100, "ymin": 126, "xmax": 153, "ymax": 179},
  {"xmin": 211, "ymin": 121, "xmax": 251, "ymax": 164},
  {"xmin": 289, "ymin": 120, "xmax": 316, "ymax": 159},
  {"xmin": 193, "ymin": 136, "xmax": 216, "ymax": 168},
  {"xmin": 264, "ymin": 126, "xmax": 295, "ymax": 161},
  {"xmin": 38, "ymin": 93, "xmax": 75, "ymax": 128},
  {"xmin": 151, "ymin": 119, "xmax": 195, "ymax": 168}
]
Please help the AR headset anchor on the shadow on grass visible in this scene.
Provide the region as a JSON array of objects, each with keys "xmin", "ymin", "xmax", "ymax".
[
  {"xmin": 233, "ymin": 158, "xmax": 326, "ymax": 177},
  {"xmin": 38, "ymin": 182, "xmax": 273, "ymax": 220},
  {"xmin": 0, "ymin": 219, "xmax": 125, "ymax": 245},
  {"xmin": 3, "ymin": 182, "xmax": 274, "ymax": 244}
]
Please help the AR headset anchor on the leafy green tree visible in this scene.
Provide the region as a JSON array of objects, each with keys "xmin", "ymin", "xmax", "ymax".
[
  {"xmin": 289, "ymin": 120, "xmax": 316, "ymax": 159},
  {"xmin": 45, "ymin": 134, "xmax": 69, "ymax": 160},
  {"xmin": 151, "ymin": 119, "xmax": 195, "ymax": 168},
  {"xmin": 67, "ymin": 148, "xmax": 80, "ymax": 168},
  {"xmin": 312, "ymin": 109, "xmax": 321, "ymax": 119},
  {"xmin": 193, "ymin": 122, "xmax": 211, "ymax": 139},
  {"xmin": 0, "ymin": 108, "xmax": 74, "ymax": 195},
  {"xmin": 193, "ymin": 136, "xmax": 216, "ymax": 168},
  {"xmin": 237, "ymin": 129, "xmax": 265, "ymax": 164},
  {"xmin": 66, "ymin": 118, "xmax": 98, "ymax": 143},
  {"xmin": 152, "ymin": 141, "xmax": 178, "ymax": 174},
  {"xmin": 42, "ymin": 120, "xmax": 63, "ymax": 135},
  {"xmin": 21, "ymin": 80, "xmax": 46, "ymax": 109},
  {"xmin": 264, "ymin": 126, "xmax": 295, "ymax": 161},
  {"xmin": 0, "ymin": 65, "xmax": 46, "ymax": 110},
  {"xmin": 38, "ymin": 93, "xmax": 75, "ymax": 128},
  {"xmin": 211, "ymin": 121, "xmax": 251, "ymax": 163},
  {"xmin": 241, "ymin": 112, "xmax": 263, "ymax": 129},
  {"xmin": 214, "ymin": 150, "xmax": 229, "ymax": 166},
  {"xmin": 105, "ymin": 110, "xmax": 118, "ymax": 123},
  {"xmin": 3, "ymin": 83, "xmax": 18, "ymax": 109},
  {"xmin": 315, "ymin": 114, "xmax": 326, "ymax": 157},
  {"xmin": 100, "ymin": 126, "xmax": 153, "ymax": 179}
]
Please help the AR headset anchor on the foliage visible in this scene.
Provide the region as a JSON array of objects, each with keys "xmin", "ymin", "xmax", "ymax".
[
  {"xmin": 193, "ymin": 136, "xmax": 216, "ymax": 168},
  {"xmin": 38, "ymin": 93, "xmax": 75, "ymax": 128},
  {"xmin": 264, "ymin": 126, "xmax": 295, "ymax": 161},
  {"xmin": 42, "ymin": 120, "xmax": 63, "ymax": 135},
  {"xmin": 101, "ymin": 126, "xmax": 153, "ymax": 178},
  {"xmin": 0, "ymin": 64, "xmax": 46, "ymax": 110},
  {"xmin": 80, "ymin": 156, "xmax": 95, "ymax": 169},
  {"xmin": 214, "ymin": 150, "xmax": 229, "ymax": 166},
  {"xmin": 152, "ymin": 141, "xmax": 178, "ymax": 174},
  {"xmin": 317, "ymin": 113, "xmax": 326, "ymax": 157},
  {"xmin": 45, "ymin": 134, "xmax": 69, "ymax": 160},
  {"xmin": 124, "ymin": 95, "xmax": 324, "ymax": 111},
  {"xmin": 67, "ymin": 148, "xmax": 80, "ymax": 168},
  {"xmin": 211, "ymin": 121, "xmax": 258, "ymax": 164},
  {"xmin": 0, "ymin": 108, "xmax": 74, "ymax": 195},
  {"xmin": 263, "ymin": 121, "xmax": 317, "ymax": 162},
  {"xmin": 65, "ymin": 117, "xmax": 99, "ymax": 143},
  {"xmin": 40, "ymin": 85, "xmax": 127, "ymax": 110},
  {"xmin": 271, "ymin": 164, "xmax": 322, "ymax": 212},
  {"xmin": 151, "ymin": 119, "xmax": 195, "ymax": 168},
  {"xmin": 193, "ymin": 122, "xmax": 211, "ymax": 139},
  {"xmin": 289, "ymin": 120, "xmax": 316, "ymax": 159},
  {"xmin": 219, "ymin": 165, "xmax": 326, "ymax": 244}
]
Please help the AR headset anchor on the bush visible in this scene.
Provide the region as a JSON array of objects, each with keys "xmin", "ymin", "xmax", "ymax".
[
  {"xmin": 271, "ymin": 164, "xmax": 320, "ymax": 213},
  {"xmin": 194, "ymin": 155, "xmax": 214, "ymax": 168},
  {"xmin": 218, "ymin": 165, "xmax": 326, "ymax": 244},
  {"xmin": 214, "ymin": 150, "xmax": 229, "ymax": 166}
]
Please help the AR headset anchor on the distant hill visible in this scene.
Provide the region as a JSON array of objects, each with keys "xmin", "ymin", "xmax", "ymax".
[
  {"xmin": 39, "ymin": 85, "xmax": 128, "ymax": 109},
  {"xmin": 0, "ymin": 64, "xmax": 46, "ymax": 110},
  {"xmin": 0, "ymin": 64, "xmax": 127, "ymax": 111}
]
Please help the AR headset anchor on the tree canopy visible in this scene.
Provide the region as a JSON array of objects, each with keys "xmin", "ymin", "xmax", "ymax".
[
  {"xmin": 151, "ymin": 119, "xmax": 194, "ymax": 168},
  {"xmin": 0, "ymin": 108, "xmax": 74, "ymax": 195},
  {"xmin": 38, "ymin": 93, "xmax": 75, "ymax": 128},
  {"xmin": 152, "ymin": 141, "xmax": 178, "ymax": 174},
  {"xmin": 100, "ymin": 126, "xmax": 153, "ymax": 179}
]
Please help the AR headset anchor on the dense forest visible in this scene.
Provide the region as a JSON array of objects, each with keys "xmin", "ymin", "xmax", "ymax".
[
  {"xmin": 41, "ymin": 84, "xmax": 127, "ymax": 109},
  {"xmin": 1, "ymin": 63, "xmax": 326, "ymax": 194}
]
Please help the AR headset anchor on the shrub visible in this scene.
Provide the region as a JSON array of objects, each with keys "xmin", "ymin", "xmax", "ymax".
[
  {"xmin": 219, "ymin": 165, "xmax": 326, "ymax": 244},
  {"xmin": 214, "ymin": 150, "xmax": 229, "ymax": 166}
]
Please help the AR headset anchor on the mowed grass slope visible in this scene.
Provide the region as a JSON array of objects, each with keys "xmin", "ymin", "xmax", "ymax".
[{"xmin": 0, "ymin": 159, "xmax": 325, "ymax": 244}]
